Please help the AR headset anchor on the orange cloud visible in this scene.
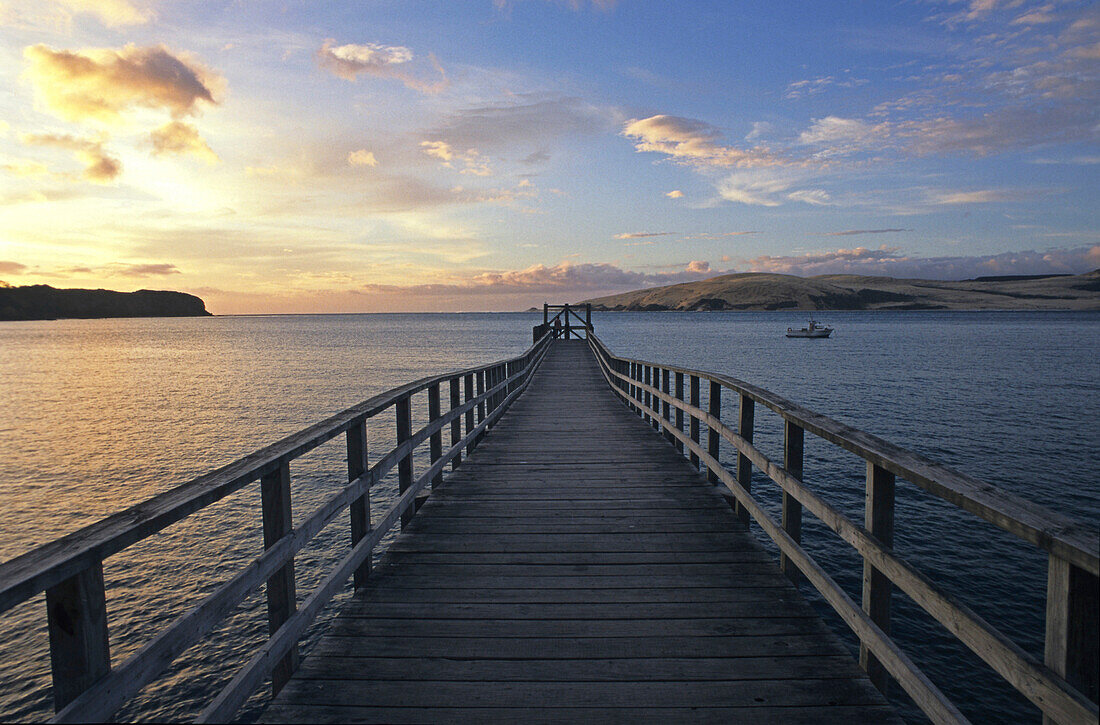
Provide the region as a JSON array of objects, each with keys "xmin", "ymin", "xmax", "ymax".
[
  {"xmin": 20, "ymin": 132, "xmax": 121, "ymax": 183},
  {"xmin": 317, "ymin": 40, "xmax": 448, "ymax": 94},
  {"xmin": 622, "ymin": 115, "xmax": 779, "ymax": 168},
  {"xmin": 23, "ymin": 43, "xmax": 222, "ymax": 123},
  {"xmin": 347, "ymin": 149, "xmax": 378, "ymax": 167},
  {"xmin": 149, "ymin": 121, "xmax": 218, "ymax": 163}
]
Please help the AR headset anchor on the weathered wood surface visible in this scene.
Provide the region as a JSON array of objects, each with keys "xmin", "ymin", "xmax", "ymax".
[{"xmin": 262, "ymin": 340, "xmax": 897, "ymax": 724}]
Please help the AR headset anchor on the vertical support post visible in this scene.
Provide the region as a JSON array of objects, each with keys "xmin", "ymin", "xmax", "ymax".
[
  {"xmin": 428, "ymin": 383, "xmax": 443, "ymax": 488},
  {"xmin": 861, "ymin": 462, "xmax": 895, "ymax": 694},
  {"xmin": 46, "ymin": 563, "xmax": 110, "ymax": 711},
  {"xmin": 260, "ymin": 461, "xmax": 298, "ymax": 694},
  {"xmin": 396, "ymin": 395, "xmax": 414, "ymax": 528},
  {"xmin": 543, "ymin": 303, "xmax": 548, "ymax": 325},
  {"xmin": 464, "ymin": 374, "xmax": 475, "ymax": 456},
  {"xmin": 646, "ymin": 366, "xmax": 657, "ymax": 429},
  {"xmin": 781, "ymin": 421, "xmax": 804, "ymax": 583},
  {"xmin": 633, "ymin": 363, "xmax": 641, "ymax": 412},
  {"xmin": 1045, "ymin": 555, "xmax": 1099, "ymax": 721},
  {"xmin": 449, "ymin": 378, "xmax": 462, "ymax": 470},
  {"xmin": 736, "ymin": 393, "xmax": 754, "ymax": 525},
  {"xmin": 674, "ymin": 372, "xmax": 685, "ymax": 453},
  {"xmin": 586, "ymin": 303, "xmax": 592, "ymax": 336},
  {"xmin": 689, "ymin": 375, "xmax": 701, "ymax": 469},
  {"xmin": 564, "ymin": 304, "xmax": 571, "ymax": 339},
  {"xmin": 347, "ymin": 421, "xmax": 371, "ymax": 588},
  {"xmin": 661, "ymin": 369, "xmax": 672, "ymax": 442},
  {"xmin": 707, "ymin": 381, "xmax": 721, "ymax": 484}
]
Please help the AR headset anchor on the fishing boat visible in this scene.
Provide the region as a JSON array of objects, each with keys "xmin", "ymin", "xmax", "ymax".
[{"xmin": 786, "ymin": 318, "xmax": 833, "ymax": 338}]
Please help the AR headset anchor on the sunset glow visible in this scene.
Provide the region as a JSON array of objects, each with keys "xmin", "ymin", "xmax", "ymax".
[{"xmin": 1, "ymin": 0, "xmax": 1097, "ymax": 312}]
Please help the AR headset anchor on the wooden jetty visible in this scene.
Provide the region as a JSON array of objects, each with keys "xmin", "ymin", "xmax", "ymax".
[{"xmin": 0, "ymin": 303, "xmax": 1097, "ymax": 724}]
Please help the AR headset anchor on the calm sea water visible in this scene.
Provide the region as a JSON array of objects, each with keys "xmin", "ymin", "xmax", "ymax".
[{"xmin": 0, "ymin": 311, "xmax": 1097, "ymax": 723}]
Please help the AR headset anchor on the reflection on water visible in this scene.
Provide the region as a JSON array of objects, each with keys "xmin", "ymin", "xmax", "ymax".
[{"xmin": 1, "ymin": 311, "xmax": 1097, "ymax": 723}]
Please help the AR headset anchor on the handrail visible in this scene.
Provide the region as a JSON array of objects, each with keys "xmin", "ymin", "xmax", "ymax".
[
  {"xmin": 593, "ymin": 337, "xmax": 1097, "ymax": 576},
  {"xmin": 0, "ymin": 330, "xmax": 553, "ymax": 722},
  {"xmin": 588, "ymin": 333, "xmax": 1099, "ymax": 725}
]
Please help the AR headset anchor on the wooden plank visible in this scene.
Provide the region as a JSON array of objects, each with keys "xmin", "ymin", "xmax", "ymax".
[
  {"xmin": 45, "ymin": 562, "xmax": 110, "ymax": 711},
  {"xmin": 271, "ymin": 678, "xmax": 887, "ymax": 709},
  {"xmin": 260, "ymin": 462, "xmax": 298, "ymax": 694},
  {"xmin": 294, "ymin": 654, "xmax": 863, "ymax": 681},
  {"xmin": 346, "ymin": 422, "xmax": 370, "ymax": 588},
  {"xmin": 782, "ymin": 421, "xmax": 803, "ymax": 583},
  {"xmin": 261, "ymin": 704, "xmax": 901, "ymax": 725},
  {"xmin": 861, "ymin": 462, "xmax": 895, "ymax": 693},
  {"xmin": 395, "ymin": 395, "xmax": 413, "ymax": 528}
]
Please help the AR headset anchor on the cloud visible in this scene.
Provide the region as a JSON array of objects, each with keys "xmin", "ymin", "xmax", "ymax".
[
  {"xmin": 738, "ymin": 245, "xmax": 1099, "ymax": 279},
  {"xmin": 784, "ymin": 75, "xmax": 868, "ymax": 99},
  {"xmin": 928, "ymin": 189, "xmax": 1015, "ymax": 204},
  {"xmin": 493, "ymin": 0, "xmax": 618, "ymax": 11},
  {"xmin": 717, "ymin": 169, "xmax": 825, "ymax": 207},
  {"xmin": 425, "ymin": 95, "xmax": 614, "ymax": 153},
  {"xmin": 20, "ymin": 132, "xmax": 121, "ymax": 182},
  {"xmin": 53, "ymin": 0, "xmax": 151, "ymax": 26},
  {"xmin": 614, "ymin": 232, "xmax": 676, "ymax": 239},
  {"xmin": 0, "ymin": 261, "xmax": 29, "ymax": 275},
  {"xmin": 666, "ymin": 189, "xmax": 684, "ymax": 198},
  {"xmin": 361, "ymin": 259, "xmax": 717, "ymax": 297},
  {"xmin": 23, "ymin": 44, "xmax": 222, "ymax": 123},
  {"xmin": 347, "ymin": 149, "xmax": 379, "ymax": 167},
  {"xmin": 826, "ymin": 228, "xmax": 913, "ymax": 236},
  {"xmin": 111, "ymin": 262, "xmax": 180, "ymax": 276},
  {"xmin": 149, "ymin": 121, "xmax": 218, "ymax": 163},
  {"xmin": 1, "ymin": 160, "xmax": 51, "ymax": 177},
  {"xmin": 420, "ymin": 140, "xmax": 493, "ymax": 176},
  {"xmin": 317, "ymin": 39, "xmax": 448, "ymax": 94},
  {"xmin": 681, "ymin": 231, "xmax": 762, "ymax": 240},
  {"xmin": 622, "ymin": 115, "xmax": 778, "ymax": 168}
]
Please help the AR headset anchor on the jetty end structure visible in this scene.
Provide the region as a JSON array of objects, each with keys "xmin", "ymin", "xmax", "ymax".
[{"xmin": 0, "ymin": 304, "xmax": 1097, "ymax": 724}]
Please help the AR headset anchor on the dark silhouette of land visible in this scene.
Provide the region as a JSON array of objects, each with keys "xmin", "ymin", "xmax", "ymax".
[
  {"xmin": 0, "ymin": 283, "xmax": 211, "ymax": 321},
  {"xmin": 582, "ymin": 270, "xmax": 1100, "ymax": 311}
]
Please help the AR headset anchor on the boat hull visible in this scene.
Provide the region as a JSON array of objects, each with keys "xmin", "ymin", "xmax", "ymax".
[{"xmin": 786, "ymin": 330, "xmax": 832, "ymax": 338}]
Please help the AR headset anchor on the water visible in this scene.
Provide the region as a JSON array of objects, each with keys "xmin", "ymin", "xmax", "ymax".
[{"xmin": 0, "ymin": 311, "xmax": 1097, "ymax": 722}]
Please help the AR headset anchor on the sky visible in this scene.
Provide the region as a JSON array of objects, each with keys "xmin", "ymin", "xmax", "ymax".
[{"xmin": 0, "ymin": 0, "xmax": 1097, "ymax": 313}]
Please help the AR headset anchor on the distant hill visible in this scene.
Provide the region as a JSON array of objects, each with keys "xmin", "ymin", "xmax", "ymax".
[
  {"xmin": 582, "ymin": 270, "xmax": 1100, "ymax": 312},
  {"xmin": 0, "ymin": 284, "xmax": 212, "ymax": 321}
]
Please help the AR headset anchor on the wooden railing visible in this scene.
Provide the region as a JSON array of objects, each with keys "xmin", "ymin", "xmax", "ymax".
[
  {"xmin": 0, "ymin": 331, "xmax": 553, "ymax": 723},
  {"xmin": 588, "ymin": 333, "xmax": 1099, "ymax": 725}
]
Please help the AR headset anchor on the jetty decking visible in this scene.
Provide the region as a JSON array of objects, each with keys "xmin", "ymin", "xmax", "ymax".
[
  {"xmin": 1, "ymin": 306, "xmax": 1096, "ymax": 725},
  {"xmin": 261, "ymin": 340, "xmax": 897, "ymax": 723}
]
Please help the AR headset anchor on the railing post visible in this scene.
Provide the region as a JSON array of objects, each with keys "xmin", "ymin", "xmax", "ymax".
[
  {"xmin": 347, "ymin": 420, "xmax": 371, "ymax": 588},
  {"xmin": 46, "ymin": 562, "xmax": 110, "ymax": 711},
  {"xmin": 585, "ymin": 303, "xmax": 592, "ymax": 337},
  {"xmin": 781, "ymin": 421, "xmax": 804, "ymax": 584},
  {"xmin": 661, "ymin": 368, "xmax": 672, "ymax": 443},
  {"xmin": 464, "ymin": 373, "xmax": 475, "ymax": 456},
  {"xmin": 1045, "ymin": 555, "xmax": 1100, "ymax": 722},
  {"xmin": 689, "ymin": 375, "xmax": 700, "ymax": 469},
  {"xmin": 861, "ymin": 462, "xmax": 895, "ymax": 694},
  {"xmin": 736, "ymin": 393, "xmax": 754, "ymax": 525},
  {"xmin": 646, "ymin": 366, "xmax": 657, "ymax": 429},
  {"xmin": 428, "ymin": 383, "xmax": 443, "ymax": 488},
  {"xmin": 564, "ymin": 304, "xmax": 571, "ymax": 339},
  {"xmin": 260, "ymin": 461, "xmax": 298, "ymax": 694},
  {"xmin": 630, "ymin": 362, "xmax": 639, "ymax": 413},
  {"xmin": 396, "ymin": 395, "xmax": 414, "ymax": 527},
  {"xmin": 449, "ymin": 378, "xmax": 462, "ymax": 470},
  {"xmin": 707, "ymin": 381, "xmax": 721, "ymax": 484},
  {"xmin": 475, "ymin": 370, "xmax": 486, "ymax": 444},
  {"xmin": 674, "ymin": 372, "xmax": 685, "ymax": 453},
  {"xmin": 543, "ymin": 302, "xmax": 548, "ymax": 325}
]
